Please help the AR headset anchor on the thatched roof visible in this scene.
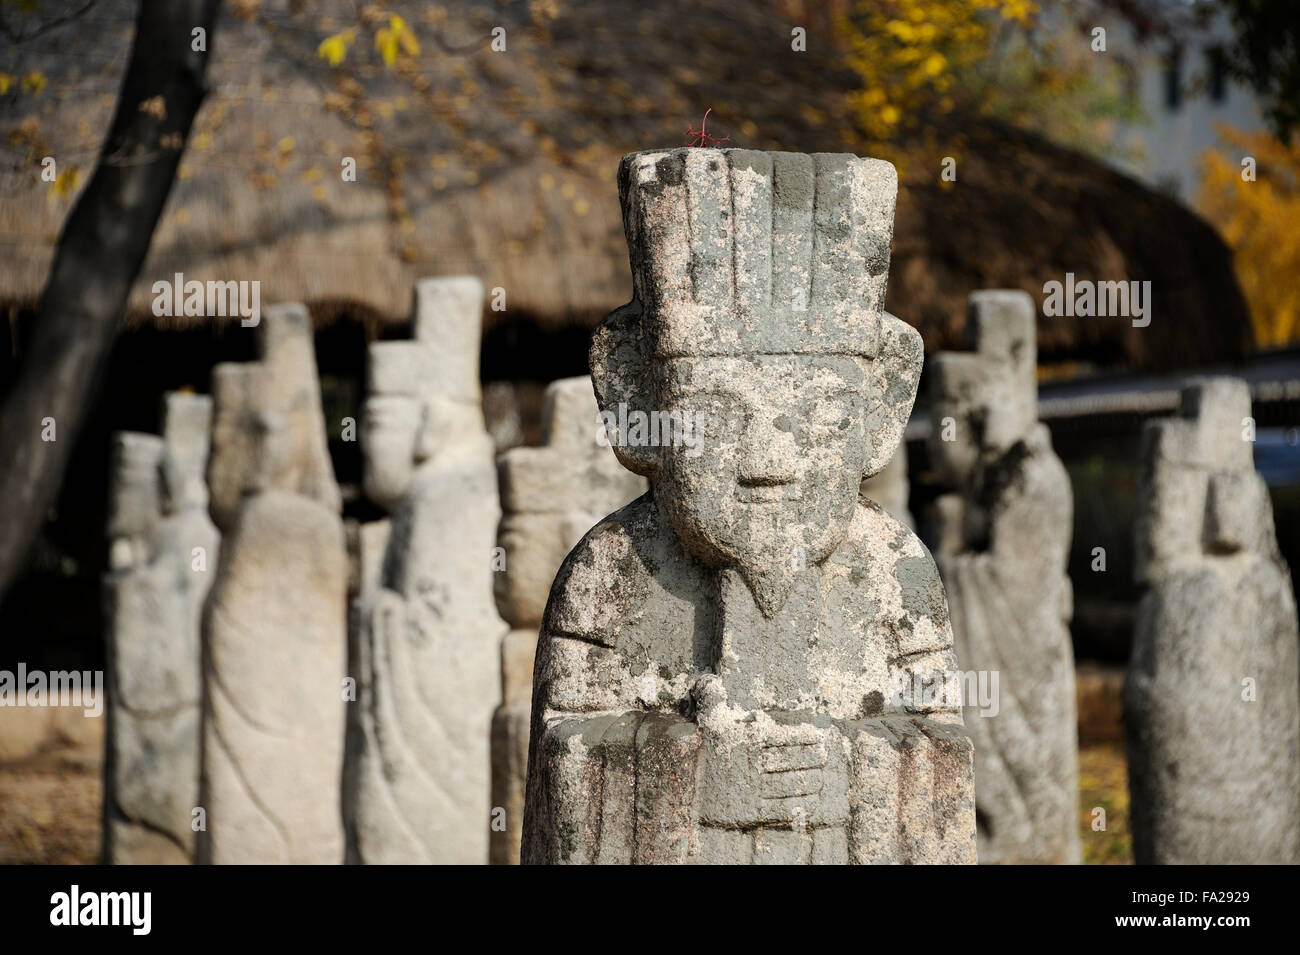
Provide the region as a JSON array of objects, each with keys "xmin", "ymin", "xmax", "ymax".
[{"xmin": 1, "ymin": 0, "xmax": 1252, "ymax": 372}]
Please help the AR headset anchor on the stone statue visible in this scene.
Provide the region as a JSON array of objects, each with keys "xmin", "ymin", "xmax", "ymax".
[
  {"xmin": 925, "ymin": 290, "xmax": 1079, "ymax": 865},
  {"xmin": 522, "ymin": 149, "xmax": 976, "ymax": 864},
  {"xmin": 198, "ymin": 304, "xmax": 348, "ymax": 865},
  {"xmin": 860, "ymin": 422, "xmax": 912, "ymax": 528},
  {"xmin": 1126, "ymin": 377, "xmax": 1300, "ymax": 863},
  {"xmin": 344, "ymin": 277, "xmax": 505, "ymax": 864},
  {"xmin": 103, "ymin": 393, "xmax": 219, "ymax": 864},
  {"xmin": 491, "ymin": 376, "xmax": 646, "ymax": 864}
]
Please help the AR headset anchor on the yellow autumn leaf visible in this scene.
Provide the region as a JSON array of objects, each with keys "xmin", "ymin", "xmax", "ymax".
[
  {"xmin": 375, "ymin": 31, "xmax": 398, "ymax": 67},
  {"xmin": 48, "ymin": 165, "xmax": 82, "ymax": 202},
  {"xmin": 1001, "ymin": 0, "xmax": 1038, "ymax": 25},
  {"xmin": 138, "ymin": 95, "xmax": 166, "ymax": 119},
  {"xmin": 885, "ymin": 19, "xmax": 914, "ymax": 42},
  {"xmin": 317, "ymin": 29, "xmax": 355, "ymax": 67},
  {"xmin": 0, "ymin": 73, "xmax": 14, "ymax": 95},
  {"xmin": 21, "ymin": 71, "xmax": 46, "ymax": 95},
  {"xmin": 375, "ymin": 14, "xmax": 418, "ymax": 67},
  {"xmin": 399, "ymin": 25, "xmax": 419, "ymax": 57}
]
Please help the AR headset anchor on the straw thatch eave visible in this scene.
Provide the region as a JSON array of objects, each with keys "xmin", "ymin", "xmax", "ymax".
[{"xmin": 0, "ymin": 0, "xmax": 1252, "ymax": 372}]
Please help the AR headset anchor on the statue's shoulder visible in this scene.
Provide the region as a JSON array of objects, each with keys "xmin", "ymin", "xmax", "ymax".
[
  {"xmin": 989, "ymin": 425, "xmax": 1072, "ymax": 520},
  {"xmin": 1028, "ymin": 423, "xmax": 1072, "ymax": 492},
  {"xmin": 836, "ymin": 498, "xmax": 951, "ymax": 647},
  {"xmin": 844, "ymin": 497, "xmax": 937, "ymax": 568},
  {"xmin": 542, "ymin": 492, "xmax": 660, "ymax": 646}
]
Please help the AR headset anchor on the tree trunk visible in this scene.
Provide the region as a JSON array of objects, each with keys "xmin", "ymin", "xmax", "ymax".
[{"xmin": 0, "ymin": 0, "xmax": 220, "ymax": 602}]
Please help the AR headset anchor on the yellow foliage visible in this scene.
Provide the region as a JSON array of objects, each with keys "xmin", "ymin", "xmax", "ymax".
[
  {"xmin": 47, "ymin": 165, "xmax": 82, "ymax": 203},
  {"xmin": 1000, "ymin": 0, "xmax": 1036, "ymax": 25},
  {"xmin": 317, "ymin": 28, "xmax": 356, "ymax": 67},
  {"xmin": 137, "ymin": 95, "xmax": 166, "ymax": 119},
  {"xmin": 1198, "ymin": 125, "xmax": 1300, "ymax": 348},
  {"xmin": 21, "ymin": 71, "xmax": 46, "ymax": 95},
  {"xmin": 840, "ymin": 0, "xmax": 1038, "ymax": 146},
  {"xmin": 374, "ymin": 14, "xmax": 419, "ymax": 68},
  {"xmin": 0, "ymin": 73, "xmax": 14, "ymax": 95}
]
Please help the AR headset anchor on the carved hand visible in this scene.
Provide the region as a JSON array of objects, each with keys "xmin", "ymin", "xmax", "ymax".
[{"xmin": 690, "ymin": 675, "xmax": 839, "ymax": 828}]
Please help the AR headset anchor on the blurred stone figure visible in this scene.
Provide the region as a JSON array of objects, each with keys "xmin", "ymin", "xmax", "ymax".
[
  {"xmin": 490, "ymin": 376, "xmax": 646, "ymax": 864},
  {"xmin": 522, "ymin": 149, "xmax": 975, "ymax": 865},
  {"xmin": 103, "ymin": 393, "xmax": 218, "ymax": 864},
  {"xmin": 926, "ymin": 290, "xmax": 1079, "ymax": 865},
  {"xmin": 1126, "ymin": 378, "xmax": 1300, "ymax": 864},
  {"xmin": 199, "ymin": 304, "xmax": 347, "ymax": 865},
  {"xmin": 344, "ymin": 277, "xmax": 504, "ymax": 864},
  {"xmin": 482, "ymin": 380, "xmax": 525, "ymax": 454}
]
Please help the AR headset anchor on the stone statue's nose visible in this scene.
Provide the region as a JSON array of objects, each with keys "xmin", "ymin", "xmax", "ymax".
[{"xmin": 737, "ymin": 420, "xmax": 797, "ymax": 486}]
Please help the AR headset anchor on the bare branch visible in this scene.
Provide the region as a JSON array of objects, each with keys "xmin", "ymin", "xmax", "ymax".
[{"xmin": 0, "ymin": 0, "xmax": 99, "ymax": 44}]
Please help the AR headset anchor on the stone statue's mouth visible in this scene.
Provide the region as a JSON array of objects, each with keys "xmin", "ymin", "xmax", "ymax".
[{"xmin": 735, "ymin": 485, "xmax": 799, "ymax": 504}]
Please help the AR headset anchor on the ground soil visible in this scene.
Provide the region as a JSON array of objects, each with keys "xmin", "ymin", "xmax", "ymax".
[{"xmin": 0, "ymin": 721, "xmax": 1132, "ymax": 865}]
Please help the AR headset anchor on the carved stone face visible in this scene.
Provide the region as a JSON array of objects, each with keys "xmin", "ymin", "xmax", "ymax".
[
  {"xmin": 927, "ymin": 354, "xmax": 983, "ymax": 489},
  {"xmin": 362, "ymin": 395, "xmax": 422, "ymax": 511},
  {"xmin": 653, "ymin": 354, "xmax": 868, "ymax": 616},
  {"xmin": 1135, "ymin": 379, "xmax": 1271, "ymax": 583},
  {"xmin": 979, "ymin": 366, "xmax": 1035, "ymax": 455},
  {"xmin": 107, "ymin": 432, "xmax": 164, "ymax": 545},
  {"xmin": 929, "ymin": 408, "xmax": 979, "ymax": 491},
  {"xmin": 928, "ymin": 351, "xmax": 1033, "ymax": 489},
  {"xmin": 1203, "ymin": 470, "xmax": 1268, "ymax": 556}
]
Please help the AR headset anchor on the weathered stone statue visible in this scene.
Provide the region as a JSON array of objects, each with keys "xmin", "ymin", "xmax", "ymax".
[
  {"xmin": 344, "ymin": 277, "xmax": 505, "ymax": 864},
  {"xmin": 522, "ymin": 149, "xmax": 975, "ymax": 864},
  {"xmin": 1126, "ymin": 377, "xmax": 1300, "ymax": 864},
  {"xmin": 860, "ymin": 422, "xmax": 912, "ymax": 528},
  {"xmin": 103, "ymin": 393, "xmax": 219, "ymax": 864},
  {"xmin": 198, "ymin": 304, "xmax": 347, "ymax": 865},
  {"xmin": 926, "ymin": 290, "xmax": 1079, "ymax": 865},
  {"xmin": 491, "ymin": 376, "xmax": 646, "ymax": 864}
]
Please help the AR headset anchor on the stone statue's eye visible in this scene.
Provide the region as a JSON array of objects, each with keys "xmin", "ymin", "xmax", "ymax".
[{"xmin": 806, "ymin": 395, "xmax": 860, "ymax": 435}]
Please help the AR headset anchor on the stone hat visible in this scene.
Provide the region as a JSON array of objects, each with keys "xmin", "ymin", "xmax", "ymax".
[
  {"xmin": 616, "ymin": 148, "xmax": 897, "ymax": 358},
  {"xmin": 928, "ymin": 290, "xmax": 1038, "ymax": 455}
]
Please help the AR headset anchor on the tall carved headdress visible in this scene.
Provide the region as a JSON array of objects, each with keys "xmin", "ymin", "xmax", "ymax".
[{"xmin": 591, "ymin": 148, "xmax": 921, "ymax": 481}]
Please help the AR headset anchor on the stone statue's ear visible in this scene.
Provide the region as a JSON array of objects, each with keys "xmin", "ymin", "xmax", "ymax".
[
  {"xmin": 590, "ymin": 300, "xmax": 659, "ymax": 477},
  {"xmin": 862, "ymin": 312, "xmax": 923, "ymax": 479}
]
